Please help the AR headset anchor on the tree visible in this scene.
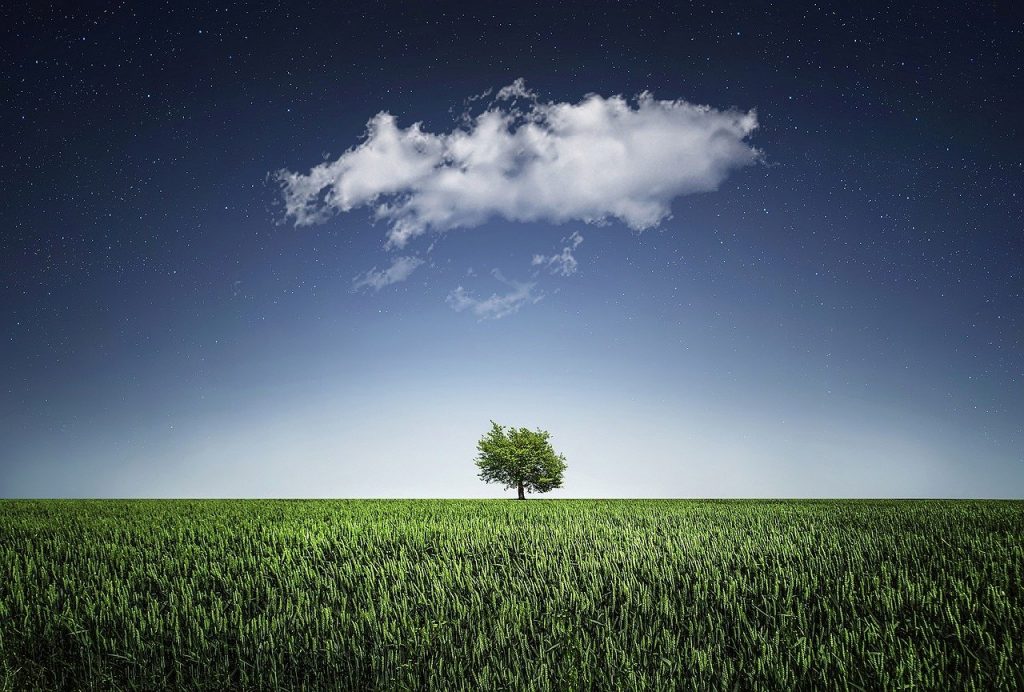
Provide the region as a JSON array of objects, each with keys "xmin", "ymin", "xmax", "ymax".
[{"xmin": 475, "ymin": 421, "xmax": 567, "ymax": 499}]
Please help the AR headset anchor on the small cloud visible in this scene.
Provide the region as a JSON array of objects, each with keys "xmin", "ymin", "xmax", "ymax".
[
  {"xmin": 532, "ymin": 231, "xmax": 584, "ymax": 276},
  {"xmin": 446, "ymin": 269, "xmax": 542, "ymax": 320},
  {"xmin": 494, "ymin": 77, "xmax": 537, "ymax": 102},
  {"xmin": 352, "ymin": 255, "xmax": 423, "ymax": 292}
]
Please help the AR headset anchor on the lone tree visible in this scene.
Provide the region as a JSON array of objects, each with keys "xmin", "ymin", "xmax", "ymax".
[{"xmin": 475, "ymin": 421, "xmax": 567, "ymax": 499}]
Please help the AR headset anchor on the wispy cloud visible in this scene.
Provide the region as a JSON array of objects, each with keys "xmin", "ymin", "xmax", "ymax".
[
  {"xmin": 352, "ymin": 256, "xmax": 423, "ymax": 291},
  {"xmin": 533, "ymin": 231, "xmax": 583, "ymax": 276},
  {"xmin": 446, "ymin": 269, "xmax": 541, "ymax": 320},
  {"xmin": 276, "ymin": 80, "xmax": 760, "ymax": 249}
]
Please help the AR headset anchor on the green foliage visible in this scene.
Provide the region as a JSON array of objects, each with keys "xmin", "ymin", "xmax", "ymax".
[
  {"xmin": 1, "ymin": 500, "xmax": 1023, "ymax": 690},
  {"xmin": 475, "ymin": 421, "xmax": 567, "ymax": 497}
]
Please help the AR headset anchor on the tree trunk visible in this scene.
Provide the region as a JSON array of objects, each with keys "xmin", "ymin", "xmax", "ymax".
[{"xmin": 517, "ymin": 481, "xmax": 525, "ymax": 500}]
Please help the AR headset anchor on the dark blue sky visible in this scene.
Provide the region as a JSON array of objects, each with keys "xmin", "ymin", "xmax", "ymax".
[{"xmin": 3, "ymin": 1, "xmax": 1022, "ymax": 497}]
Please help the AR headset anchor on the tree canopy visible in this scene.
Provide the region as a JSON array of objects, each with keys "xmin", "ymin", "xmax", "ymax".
[{"xmin": 475, "ymin": 422, "xmax": 567, "ymax": 499}]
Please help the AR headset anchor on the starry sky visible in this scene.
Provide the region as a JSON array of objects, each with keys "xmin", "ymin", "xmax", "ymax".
[{"xmin": 3, "ymin": 1, "xmax": 1022, "ymax": 498}]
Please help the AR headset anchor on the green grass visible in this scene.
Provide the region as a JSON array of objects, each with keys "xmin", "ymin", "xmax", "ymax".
[{"xmin": 1, "ymin": 500, "xmax": 1021, "ymax": 690}]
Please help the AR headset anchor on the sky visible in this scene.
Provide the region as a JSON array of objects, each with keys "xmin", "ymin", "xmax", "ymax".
[{"xmin": 2, "ymin": 1, "xmax": 1022, "ymax": 498}]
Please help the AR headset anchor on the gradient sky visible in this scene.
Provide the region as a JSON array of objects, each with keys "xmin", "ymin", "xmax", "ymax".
[{"xmin": 3, "ymin": 1, "xmax": 1022, "ymax": 498}]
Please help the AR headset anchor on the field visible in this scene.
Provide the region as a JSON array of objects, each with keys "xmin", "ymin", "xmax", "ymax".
[{"xmin": 1, "ymin": 500, "xmax": 1022, "ymax": 690}]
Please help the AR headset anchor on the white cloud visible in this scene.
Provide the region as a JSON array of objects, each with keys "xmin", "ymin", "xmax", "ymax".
[
  {"xmin": 276, "ymin": 81, "xmax": 760, "ymax": 248},
  {"xmin": 494, "ymin": 77, "xmax": 535, "ymax": 102},
  {"xmin": 352, "ymin": 255, "xmax": 423, "ymax": 291},
  {"xmin": 532, "ymin": 231, "xmax": 583, "ymax": 276},
  {"xmin": 446, "ymin": 270, "xmax": 541, "ymax": 320}
]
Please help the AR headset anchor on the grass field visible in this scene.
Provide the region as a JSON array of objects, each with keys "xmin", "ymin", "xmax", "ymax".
[{"xmin": 1, "ymin": 500, "xmax": 1021, "ymax": 690}]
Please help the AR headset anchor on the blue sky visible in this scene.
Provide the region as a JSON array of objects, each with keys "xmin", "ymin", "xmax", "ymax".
[{"xmin": 3, "ymin": 1, "xmax": 1022, "ymax": 497}]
